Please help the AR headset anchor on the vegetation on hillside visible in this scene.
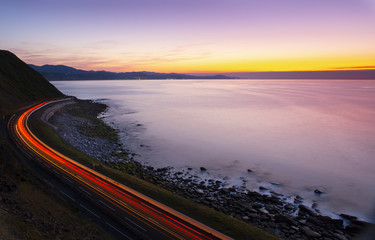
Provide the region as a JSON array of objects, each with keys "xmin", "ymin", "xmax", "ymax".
[
  {"xmin": 0, "ymin": 138, "xmax": 112, "ymax": 240},
  {"xmin": 0, "ymin": 50, "xmax": 64, "ymax": 115},
  {"xmin": 0, "ymin": 50, "xmax": 109, "ymax": 239}
]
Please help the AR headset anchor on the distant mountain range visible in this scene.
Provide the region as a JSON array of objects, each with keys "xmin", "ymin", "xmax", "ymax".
[
  {"xmin": 28, "ymin": 64, "xmax": 232, "ymax": 80},
  {"xmin": 29, "ymin": 64, "xmax": 375, "ymax": 80}
]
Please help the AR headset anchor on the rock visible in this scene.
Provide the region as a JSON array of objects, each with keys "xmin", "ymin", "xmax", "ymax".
[
  {"xmin": 205, "ymin": 197, "xmax": 215, "ymax": 201},
  {"xmin": 252, "ymin": 203, "xmax": 263, "ymax": 209},
  {"xmin": 275, "ymin": 214, "xmax": 298, "ymax": 226},
  {"xmin": 195, "ymin": 189, "xmax": 204, "ymax": 194},
  {"xmin": 270, "ymin": 191, "xmax": 282, "ymax": 196},
  {"xmin": 295, "ymin": 195, "xmax": 303, "ymax": 201},
  {"xmin": 200, "ymin": 167, "xmax": 207, "ymax": 171},
  {"xmin": 247, "ymin": 169, "xmax": 253, "ymax": 173},
  {"xmin": 340, "ymin": 213, "xmax": 357, "ymax": 222},
  {"xmin": 301, "ymin": 226, "xmax": 321, "ymax": 238},
  {"xmin": 333, "ymin": 233, "xmax": 348, "ymax": 240},
  {"xmin": 258, "ymin": 208, "xmax": 269, "ymax": 214},
  {"xmin": 219, "ymin": 188, "xmax": 231, "ymax": 194},
  {"xmin": 298, "ymin": 205, "xmax": 313, "ymax": 215},
  {"xmin": 259, "ymin": 186, "xmax": 268, "ymax": 190},
  {"xmin": 346, "ymin": 220, "xmax": 371, "ymax": 235},
  {"xmin": 242, "ymin": 216, "xmax": 249, "ymax": 221},
  {"xmin": 314, "ymin": 189, "xmax": 324, "ymax": 194},
  {"xmin": 187, "ymin": 167, "xmax": 192, "ymax": 170},
  {"xmin": 284, "ymin": 204, "xmax": 294, "ymax": 211}
]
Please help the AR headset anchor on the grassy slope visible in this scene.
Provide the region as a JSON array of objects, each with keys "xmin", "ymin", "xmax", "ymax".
[
  {"xmin": 0, "ymin": 137, "xmax": 112, "ymax": 240},
  {"xmin": 0, "ymin": 50, "xmax": 64, "ymax": 115},
  {"xmin": 0, "ymin": 51, "xmax": 110, "ymax": 239},
  {"xmin": 29, "ymin": 119, "xmax": 280, "ymax": 240}
]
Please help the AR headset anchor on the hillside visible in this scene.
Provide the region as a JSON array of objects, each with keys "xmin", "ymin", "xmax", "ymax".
[
  {"xmin": 0, "ymin": 51, "xmax": 111, "ymax": 239},
  {"xmin": 0, "ymin": 50, "xmax": 64, "ymax": 115},
  {"xmin": 29, "ymin": 64, "xmax": 232, "ymax": 80}
]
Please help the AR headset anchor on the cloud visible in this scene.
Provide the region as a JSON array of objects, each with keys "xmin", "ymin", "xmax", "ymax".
[{"xmin": 7, "ymin": 40, "xmax": 215, "ymax": 72}]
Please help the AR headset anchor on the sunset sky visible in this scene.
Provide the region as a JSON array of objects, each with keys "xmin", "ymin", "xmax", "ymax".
[{"xmin": 1, "ymin": 0, "xmax": 375, "ymax": 73}]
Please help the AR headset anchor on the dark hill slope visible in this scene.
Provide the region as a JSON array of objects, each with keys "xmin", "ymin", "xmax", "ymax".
[{"xmin": 0, "ymin": 50, "xmax": 64, "ymax": 114}]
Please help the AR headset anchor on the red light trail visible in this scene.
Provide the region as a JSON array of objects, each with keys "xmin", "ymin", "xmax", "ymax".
[{"xmin": 11, "ymin": 100, "xmax": 231, "ymax": 240}]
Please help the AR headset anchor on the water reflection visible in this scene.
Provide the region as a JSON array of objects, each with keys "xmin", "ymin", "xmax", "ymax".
[{"xmin": 53, "ymin": 79, "xmax": 375, "ymax": 223}]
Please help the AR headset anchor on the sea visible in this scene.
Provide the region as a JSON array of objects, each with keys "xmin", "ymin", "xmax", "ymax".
[{"xmin": 52, "ymin": 79, "xmax": 375, "ymax": 223}]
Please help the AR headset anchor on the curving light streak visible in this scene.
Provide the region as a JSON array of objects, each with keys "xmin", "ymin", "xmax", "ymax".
[{"xmin": 13, "ymin": 101, "xmax": 231, "ymax": 240}]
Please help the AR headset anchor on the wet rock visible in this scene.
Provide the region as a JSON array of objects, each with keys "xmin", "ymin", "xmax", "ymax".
[
  {"xmin": 301, "ymin": 226, "xmax": 321, "ymax": 238},
  {"xmin": 314, "ymin": 189, "xmax": 324, "ymax": 194},
  {"xmin": 295, "ymin": 195, "xmax": 303, "ymax": 201},
  {"xmin": 252, "ymin": 203, "xmax": 263, "ymax": 209},
  {"xmin": 340, "ymin": 213, "xmax": 357, "ymax": 222},
  {"xmin": 333, "ymin": 233, "xmax": 348, "ymax": 240},
  {"xmin": 284, "ymin": 204, "xmax": 294, "ymax": 211},
  {"xmin": 270, "ymin": 191, "xmax": 282, "ymax": 196},
  {"xmin": 346, "ymin": 220, "xmax": 371, "ymax": 235},
  {"xmin": 275, "ymin": 214, "xmax": 298, "ymax": 226},
  {"xmin": 195, "ymin": 189, "xmax": 204, "ymax": 194},
  {"xmin": 258, "ymin": 208, "xmax": 269, "ymax": 214},
  {"xmin": 205, "ymin": 197, "xmax": 215, "ymax": 201},
  {"xmin": 298, "ymin": 204, "xmax": 313, "ymax": 216},
  {"xmin": 219, "ymin": 188, "xmax": 231, "ymax": 194}
]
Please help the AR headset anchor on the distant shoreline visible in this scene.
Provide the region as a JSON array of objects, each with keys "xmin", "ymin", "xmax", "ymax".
[{"xmin": 29, "ymin": 64, "xmax": 375, "ymax": 81}]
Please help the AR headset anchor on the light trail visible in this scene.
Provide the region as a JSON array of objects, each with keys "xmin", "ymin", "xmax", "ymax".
[{"xmin": 11, "ymin": 100, "xmax": 232, "ymax": 240}]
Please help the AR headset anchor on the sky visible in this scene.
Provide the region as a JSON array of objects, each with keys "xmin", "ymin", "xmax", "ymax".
[{"xmin": 1, "ymin": 0, "xmax": 375, "ymax": 73}]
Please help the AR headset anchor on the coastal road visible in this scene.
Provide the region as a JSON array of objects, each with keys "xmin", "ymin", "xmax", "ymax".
[{"xmin": 8, "ymin": 99, "xmax": 232, "ymax": 240}]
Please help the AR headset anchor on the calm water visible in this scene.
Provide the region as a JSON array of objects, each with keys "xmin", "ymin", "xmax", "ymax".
[{"xmin": 52, "ymin": 79, "xmax": 375, "ymax": 223}]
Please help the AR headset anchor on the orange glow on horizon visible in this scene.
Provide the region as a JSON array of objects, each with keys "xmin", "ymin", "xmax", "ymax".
[{"xmin": 67, "ymin": 53, "xmax": 375, "ymax": 74}]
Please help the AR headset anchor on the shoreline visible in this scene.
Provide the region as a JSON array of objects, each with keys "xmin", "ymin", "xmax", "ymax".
[{"xmin": 48, "ymin": 98, "xmax": 374, "ymax": 240}]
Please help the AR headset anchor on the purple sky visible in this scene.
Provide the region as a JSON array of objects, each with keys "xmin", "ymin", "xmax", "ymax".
[{"xmin": 1, "ymin": 0, "xmax": 374, "ymax": 72}]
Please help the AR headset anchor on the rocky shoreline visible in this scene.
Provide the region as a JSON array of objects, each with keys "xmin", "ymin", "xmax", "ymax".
[{"xmin": 49, "ymin": 99, "xmax": 374, "ymax": 240}]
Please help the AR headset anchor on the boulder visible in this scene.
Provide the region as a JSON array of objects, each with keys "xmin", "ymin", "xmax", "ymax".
[{"xmin": 301, "ymin": 226, "xmax": 321, "ymax": 238}]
